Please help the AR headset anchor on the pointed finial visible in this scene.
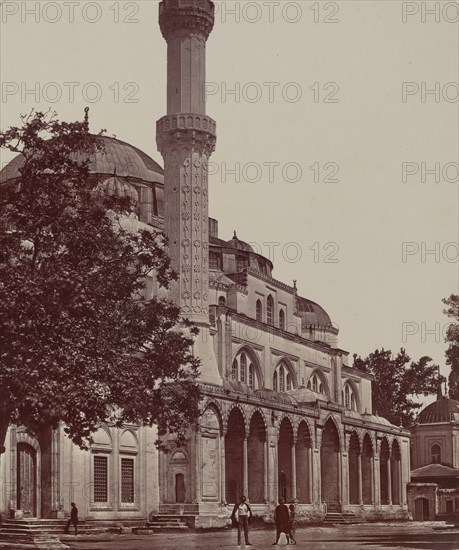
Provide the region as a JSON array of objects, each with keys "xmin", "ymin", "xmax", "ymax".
[
  {"xmin": 293, "ymin": 280, "xmax": 297, "ymax": 291},
  {"xmin": 444, "ymin": 380, "xmax": 448, "ymax": 396},
  {"xmin": 233, "ymin": 230, "xmax": 237, "ymax": 239},
  {"xmin": 113, "ymin": 167, "xmax": 117, "ymax": 177},
  {"xmin": 83, "ymin": 107, "xmax": 89, "ymax": 132}
]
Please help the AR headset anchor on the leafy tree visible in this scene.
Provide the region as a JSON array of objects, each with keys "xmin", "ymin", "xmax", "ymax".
[
  {"xmin": 0, "ymin": 111, "xmax": 201, "ymax": 452},
  {"xmin": 443, "ymin": 294, "xmax": 459, "ymax": 400},
  {"xmin": 353, "ymin": 348, "xmax": 442, "ymax": 426}
]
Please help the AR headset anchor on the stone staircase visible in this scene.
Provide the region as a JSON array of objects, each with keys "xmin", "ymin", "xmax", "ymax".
[
  {"xmin": 323, "ymin": 511, "xmax": 366, "ymax": 525},
  {"xmin": 147, "ymin": 515, "xmax": 189, "ymax": 531},
  {"xmin": 0, "ymin": 518, "xmax": 105, "ymax": 542},
  {"xmin": 0, "ymin": 517, "xmax": 148, "ymax": 541}
]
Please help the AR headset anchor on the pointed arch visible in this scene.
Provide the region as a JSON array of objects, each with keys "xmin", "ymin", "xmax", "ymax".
[
  {"xmin": 306, "ymin": 369, "xmax": 330, "ymax": 397},
  {"xmin": 296, "ymin": 420, "xmax": 312, "ymax": 503},
  {"xmin": 343, "ymin": 379, "xmax": 361, "ymax": 412},
  {"xmin": 267, "ymin": 294, "xmax": 274, "ymax": 325},
  {"xmin": 321, "ymin": 418, "xmax": 340, "ymax": 506},
  {"xmin": 348, "ymin": 431, "xmax": 360, "ymax": 504},
  {"xmin": 232, "ymin": 345, "xmax": 264, "ymax": 388},
  {"xmin": 273, "ymin": 357, "xmax": 299, "ymax": 391},
  {"xmin": 248, "ymin": 410, "xmax": 267, "ymax": 503},
  {"xmin": 362, "ymin": 432, "xmax": 374, "ymax": 504},
  {"xmin": 225, "ymin": 406, "xmax": 246, "ymax": 504}
]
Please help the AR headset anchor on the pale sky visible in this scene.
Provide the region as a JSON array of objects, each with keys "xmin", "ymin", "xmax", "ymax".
[{"xmin": 1, "ymin": 1, "xmax": 458, "ymax": 406}]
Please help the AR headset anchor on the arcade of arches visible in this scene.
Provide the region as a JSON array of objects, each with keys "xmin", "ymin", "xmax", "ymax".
[{"xmin": 160, "ymin": 401, "xmax": 409, "ymax": 517}]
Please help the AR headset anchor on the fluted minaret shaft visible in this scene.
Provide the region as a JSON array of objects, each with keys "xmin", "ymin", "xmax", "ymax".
[{"xmin": 157, "ymin": 0, "xmax": 216, "ymax": 324}]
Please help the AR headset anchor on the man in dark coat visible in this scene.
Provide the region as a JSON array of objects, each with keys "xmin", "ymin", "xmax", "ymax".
[
  {"xmin": 64, "ymin": 502, "xmax": 78, "ymax": 535},
  {"xmin": 272, "ymin": 498, "xmax": 290, "ymax": 545}
]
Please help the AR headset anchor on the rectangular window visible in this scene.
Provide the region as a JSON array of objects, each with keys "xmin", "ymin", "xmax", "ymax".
[
  {"xmin": 209, "ymin": 252, "xmax": 221, "ymax": 270},
  {"xmin": 93, "ymin": 456, "xmax": 108, "ymax": 503},
  {"xmin": 121, "ymin": 458, "xmax": 135, "ymax": 503}
]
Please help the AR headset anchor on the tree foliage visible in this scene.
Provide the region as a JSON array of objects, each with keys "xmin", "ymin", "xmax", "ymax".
[
  {"xmin": 443, "ymin": 294, "xmax": 459, "ymax": 400},
  {"xmin": 353, "ymin": 348, "xmax": 442, "ymax": 426},
  {"xmin": 0, "ymin": 111, "xmax": 201, "ymax": 450}
]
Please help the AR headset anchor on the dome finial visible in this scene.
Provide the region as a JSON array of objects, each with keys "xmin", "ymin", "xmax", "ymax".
[
  {"xmin": 83, "ymin": 106, "xmax": 89, "ymax": 132},
  {"xmin": 233, "ymin": 230, "xmax": 237, "ymax": 239}
]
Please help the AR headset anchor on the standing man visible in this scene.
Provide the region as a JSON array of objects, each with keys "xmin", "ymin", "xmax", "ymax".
[
  {"xmin": 231, "ymin": 495, "xmax": 252, "ymax": 546},
  {"xmin": 272, "ymin": 498, "xmax": 290, "ymax": 545},
  {"xmin": 64, "ymin": 502, "xmax": 78, "ymax": 535}
]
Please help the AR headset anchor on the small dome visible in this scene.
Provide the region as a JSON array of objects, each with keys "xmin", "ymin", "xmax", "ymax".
[
  {"xmin": 254, "ymin": 388, "xmax": 297, "ymax": 406},
  {"xmin": 296, "ymin": 296, "xmax": 333, "ymax": 328},
  {"xmin": 226, "ymin": 231, "xmax": 254, "ymax": 253},
  {"xmin": 417, "ymin": 396, "xmax": 459, "ymax": 424},
  {"xmin": 95, "ymin": 176, "xmax": 138, "ymax": 201},
  {"xmin": 289, "ymin": 387, "xmax": 325, "ymax": 404}
]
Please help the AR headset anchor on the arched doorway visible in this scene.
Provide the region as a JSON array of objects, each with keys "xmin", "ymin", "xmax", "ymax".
[
  {"xmin": 380, "ymin": 438, "xmax": 391, "ymax": 505},
  {"xmin": 414, "ymin": 497, "xmax": 429, "ymax": 521},
  {"xmin": 321, "ymin": 419, "xmax": 340, "ymax": 509},
  {"xmin": 17, "ymin": 443, "xmax": 37, "ymax": 516},
  {"xmin": 296, "ymin": 421, "xmax": 311, "ymax": 504},
  {"xmin": 175, "ymin": 473, "xmax": 186, "ymax": 503},
  {"xmin": 225, "ymin": 408, "xmax": 245, "ymax": 504},
  {"xmin": 361, "ymin": 434, "xmax": 373, "ymax": 504},
  {"xmin": 348, "ymin": 432, "xmax": 360, "ymax": 505},
  {"xmin": 248, "ymin": 411, "xmax": 266, "ymax": 504},
  {"xmin": 278, "ymin": 418, "xmax": 294, "ymax": 502},
  {"xmin": 391, "ymin": 440, "xmax": 401, "ymax": 505}
]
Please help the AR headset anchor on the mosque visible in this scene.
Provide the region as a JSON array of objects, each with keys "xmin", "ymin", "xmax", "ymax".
[{"xmin": 0, "ymin": 0, "xmax": 413, "ymax": 528}]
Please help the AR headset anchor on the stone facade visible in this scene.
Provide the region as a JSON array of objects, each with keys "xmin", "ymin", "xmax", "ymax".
[{"xmin": 0, "ymin": 0, "xmax": 411, "ymax": 527}]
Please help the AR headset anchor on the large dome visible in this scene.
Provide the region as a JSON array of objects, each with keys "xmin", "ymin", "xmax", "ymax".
[
  {"xmin": 417, "ymin": 396, "xmax": 459, "ymax": 424},
  {"xmin": 0, "ymin": 135, "xmax": 164, "ymax": 186}
]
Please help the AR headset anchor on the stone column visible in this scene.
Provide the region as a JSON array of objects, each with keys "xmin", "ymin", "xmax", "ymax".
[
  {"xmin": 370, "ymin": 456, "xmax": 374, "ymax": 504},
  {"xmin": 290, "ymin": 443, "xmax": 297, "ymax": 501},
  {"xmin": 308, "ymin": 446, "xmax": 313, "ymax": 504},
  {"xmin": 242, "ymin": 437, "xmax": 248, "ymax": 497},
  {"xmin": 196, "ymin": 432, "xmax": 202, "ymax": 503},
  {"xmin": 51, "ymin": 428, "xmax": 62, "ymax": 517},
  {"xmin": 357, "ymin": 454, "xmax": 363, "ymax": 505},
  {"xmin": 263, "ymin": 440, "xmax": 268, "ymax": 503},
  {"xmin": 220, "ymin": 434, "xmax": 226, "ymax": 504}
]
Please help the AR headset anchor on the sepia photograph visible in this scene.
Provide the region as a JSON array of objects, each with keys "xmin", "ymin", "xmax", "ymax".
[{"xmin": 0, "ymin": 1, "xmax": 458, "ymax": 549}]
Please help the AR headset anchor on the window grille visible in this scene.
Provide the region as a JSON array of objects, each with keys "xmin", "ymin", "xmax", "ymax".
[
  {"xmin": 121, "ymin": 458, "xmax": 135, "ymax": 503},
  {"xmin": 93, "ymin": 456, "xmax": 108, "ymax": 503}
]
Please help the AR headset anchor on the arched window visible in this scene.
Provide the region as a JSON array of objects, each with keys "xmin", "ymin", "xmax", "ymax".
[
  {"xmin": 231, "ymin": 359, "xmax": 238, "ymax": 381},
  {"xmin": 240, "ymin": 353, "xmax": 247, "ymax": 384},
  {"xmin": 308, "ymin": 372, "xmax": 324, "ymax": 394},
  {"xmin": 256, "ymin": 299, "xmax": 262, "ymax": 322},
  {"xmin": 279, "ymin": 309, "xmax": 285, "ymax": 330},
  {"xmin": 267, "ymin": 295, "xmax": 274, "ymax": 325},
  {"xmin": 231, "ymin": 351, "xmax": 258, "ymax": 389},
  {"xmin": 273, "ymin": 362, "xmax": 294, "ymax": 393},
  {"xmin": 431, "ymin": 444, "xmax": 441, "ymax": 464},
  {"xmin": 279, "ymin": 366, "xmax": 285, "ymax": 392},
  {"xmin": 344, "ymin": 382, "xmax": 357, "ymax": 411},
  {"xmin": 218, "ymin": 296, "xmax": 226, "ymax": 306},
  {"xmin": 248, "ymin": 364, "xmax": 254, "ymax": 389}
]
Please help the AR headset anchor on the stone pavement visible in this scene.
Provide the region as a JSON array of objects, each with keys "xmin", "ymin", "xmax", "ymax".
[{"xmin": 1, "ymin": 523, "xmax": 457, "ymax": 550}]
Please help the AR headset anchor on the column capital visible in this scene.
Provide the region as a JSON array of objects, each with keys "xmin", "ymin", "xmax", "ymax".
[
  {"xmin": 159, "ymin": 0, "xmax": 215, "ymax": 42},
  {"xmin": 157, "ymin": 114, "xmax": 217, "ymax": 157}
]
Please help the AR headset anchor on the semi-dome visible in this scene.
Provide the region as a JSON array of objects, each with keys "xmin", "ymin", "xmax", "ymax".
[
  {"xmin": 95, "ymin": 176, "xmax": 139, "ymax": 201},
  {"xmin": 0, "ymin": 135, "xmax": 164, "ymax": 186},
  {"xmin": 417, "ymin": 395, "xmax": 459, "ymax": 424}
]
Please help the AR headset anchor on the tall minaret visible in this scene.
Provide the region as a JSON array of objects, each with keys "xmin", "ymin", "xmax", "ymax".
[{"xmin": 157, "ymin": 0, "xmax": 220, "ymax": 383}]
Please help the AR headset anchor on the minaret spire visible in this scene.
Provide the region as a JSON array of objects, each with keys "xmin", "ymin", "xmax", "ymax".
[{"xmin": 156, "ymin": 0, "xmax": 217, "ymax": 326}]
